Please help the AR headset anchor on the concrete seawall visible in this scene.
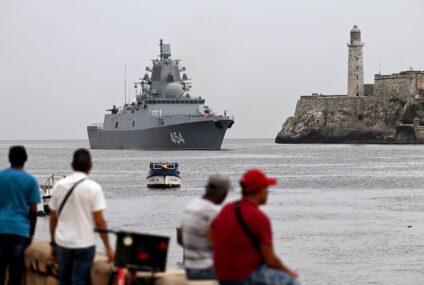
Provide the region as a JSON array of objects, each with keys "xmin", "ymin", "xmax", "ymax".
[{"xmin": 23, "ymin": 240, "xmax": 217, "ymax": 285}]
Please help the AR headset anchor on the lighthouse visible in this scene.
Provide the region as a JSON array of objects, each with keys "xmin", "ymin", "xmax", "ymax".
[{"xmin": 347, "ymin": 25, "xmax": 364, "ymax": 97}]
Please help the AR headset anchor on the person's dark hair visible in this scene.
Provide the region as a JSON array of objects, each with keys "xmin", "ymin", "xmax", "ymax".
[
  {"xmin": 240, "ymin": 182, "xmax": 248, "ymax": 196},
  {"xmin": 72, "ymin": 148, "xmax": 92, "ymax": 173},
  {"xmin": 240, "ymin": 181, "xmax": 256, "ymax": 197},
  {"xmin": 206, "ymin": 182, "xmax": 226, "ymax": 196},
  {"xmin": 9, "ymin": 145, "xmax": 27, "ymax": 167}
]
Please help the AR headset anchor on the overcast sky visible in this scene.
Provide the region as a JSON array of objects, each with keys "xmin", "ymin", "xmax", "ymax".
[{"xmin": 0, "ymin": 0, "xmax": 423, "ymax": 139}]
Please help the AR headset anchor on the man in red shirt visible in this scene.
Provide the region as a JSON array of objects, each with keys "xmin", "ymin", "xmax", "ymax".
[{"xmin": 210, "ymin": 169, "xmax": 299, "ymax": 285}]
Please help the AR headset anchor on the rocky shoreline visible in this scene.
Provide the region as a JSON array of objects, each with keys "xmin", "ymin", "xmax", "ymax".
[
  {"xmin": 275, "ymin": 91, "xmax": 424, "ymax": 144},
  {"xmin": 275, "ymin": 130, "xmax": 390, "ymax": 144},
  {"xmin": 275, "ymin": 128, "xmax": 424, "ymax": 144}
]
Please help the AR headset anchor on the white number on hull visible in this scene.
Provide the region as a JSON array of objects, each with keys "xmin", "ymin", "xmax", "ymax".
[{"xmin": 170, "ymin": 132, "xmax": 185, "ymax": 144}]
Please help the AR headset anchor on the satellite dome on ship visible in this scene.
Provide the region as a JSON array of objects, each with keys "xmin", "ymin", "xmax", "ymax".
[{"xmin": 165, "ymin": 83, "xmax": 184, "ymax": 98}]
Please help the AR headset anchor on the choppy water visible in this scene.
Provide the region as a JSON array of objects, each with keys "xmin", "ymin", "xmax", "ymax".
[{"xmin": 0, "ymin": 139, "xmax": 423, "ymax": 284}]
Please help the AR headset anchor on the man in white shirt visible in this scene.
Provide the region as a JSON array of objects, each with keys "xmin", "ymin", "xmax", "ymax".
[
  {"xmin": 49, "ymin": 149, "xmax": 114, "ymax": 285},
  {"xmin": 182, "ymin": 174, "xmax": 231, "ymax": 280}
]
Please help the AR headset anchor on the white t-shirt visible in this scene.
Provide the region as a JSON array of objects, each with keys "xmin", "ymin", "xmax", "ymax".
[
  {"xmin": 49, "ymin": 171, "xmax": 106, "ymax": 248},
  {"xmin": 182, "ymin": 197, "xmax": 220, "ymax": 269}
]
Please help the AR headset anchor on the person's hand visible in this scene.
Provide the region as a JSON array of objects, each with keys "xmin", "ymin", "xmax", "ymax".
[
  {"xmin": 50, "ymin": 245, "xmax": 56, "ymax": 262},
  {"xmin": 288, "ymin": 269, "xmax": 298, "ymax": 279},
  {"xmin": 106, "ymin": 246, "xmax": 115, "ymax": 262},
  {"xmin": 28, "ymin": 235, "xmax": 34, "ymax": 246}
]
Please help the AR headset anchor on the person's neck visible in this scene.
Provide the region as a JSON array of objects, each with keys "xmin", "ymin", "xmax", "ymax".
[
  {"xmin": 242, "ymin": 196, "xmax": 260, "ymax": 206},
  {"xmin": 11, "ymin": 166, "xmax": 23, "ymax": 170},
  {"xmin": 203, "ymin": 193, "xmax": 219, "ymax": 205}
]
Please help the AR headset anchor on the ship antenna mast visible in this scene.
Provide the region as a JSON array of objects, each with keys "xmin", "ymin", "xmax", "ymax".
[
  {"xmin": 160, "ymin": 38, "xmax": 163, "ymax": 59},
  {"xmin": 124, "ymin": 64, "xmax": 127, "ymax": 105}
]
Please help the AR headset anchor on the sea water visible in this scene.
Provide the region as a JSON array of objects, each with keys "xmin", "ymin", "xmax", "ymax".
[{"xmin": 0, "ymin": 139, "xmax": 423, "ymax": 284}]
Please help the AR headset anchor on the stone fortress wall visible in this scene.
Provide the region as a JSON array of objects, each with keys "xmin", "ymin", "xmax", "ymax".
[
  {"xmin": 276, "ymin": 25, "xmax": 424, "ymax": 144},
  {"xmin": 293, "ymin": 95, "xmax": 366, "ymax": 134},
  {"xmin": 373, "ymin": 71, "xmax": 424, "ymax": 101},
  {"xmin": 279, "ymin": 95, "xmax": 375, "ymax": 143}
]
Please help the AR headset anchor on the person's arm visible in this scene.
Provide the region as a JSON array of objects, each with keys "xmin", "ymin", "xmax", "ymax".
[
  {"xmin": 206, "ymin": 225, "xmax": 213, "ymax": 243},
  {"xmin": 93, "ymin": 210, "xmax": 115, "ymax": 261},
  {"xmin": 260, "ymin": 243, "xmax": 298, "ymax": 279},
  {"xmin": 28, "ymin": 203, "xmax": 37, "ymax": 245},
  {"xmin": 49, "ymin": 209, "xmax": 58, "ymax": 259},
  {"xmin": 176, "ymin": 226, "xmax": 183, "ymax": 247},
  {"xmin": 28, "ymin": 178, "xmax": 41, "ymax": 246}
]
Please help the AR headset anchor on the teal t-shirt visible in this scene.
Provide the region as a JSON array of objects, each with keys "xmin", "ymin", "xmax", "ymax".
[{"xmin": 0, "ymin": 168, "xmax": 41, "ymax": 237}]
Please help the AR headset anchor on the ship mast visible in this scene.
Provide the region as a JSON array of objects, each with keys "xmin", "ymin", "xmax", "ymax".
[
  {"xmin": 160, "ymin": 39, "xmax": 163, "ymax": 59},
  {"xmin": 124, "ymin": 64, "xmax": 127, "ymax": 105}
]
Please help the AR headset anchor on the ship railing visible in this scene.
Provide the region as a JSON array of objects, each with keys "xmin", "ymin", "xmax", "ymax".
[
  {"xmin": 161, "ymin": 114, "xmax": 233, "ymax": 120},
  {"xmin": 90, "ymin": 123, "xmax": 104, "ymax": 129},
  {"xmin": 162, "ymin": 114, "xmax": 201, "ymax": 118}
]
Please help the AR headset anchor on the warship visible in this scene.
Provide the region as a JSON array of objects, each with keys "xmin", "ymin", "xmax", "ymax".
[{"xmin": 87, "ymin": 40, "xmax": 234, "ymax": 149}]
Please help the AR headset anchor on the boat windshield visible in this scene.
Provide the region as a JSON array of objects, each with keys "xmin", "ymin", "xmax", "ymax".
[
  {"xmin": 149, "ymin": 163, "xmax": 179, "ymax": 177},
  {"xmin": 151, "ymin": 163, "xmax": 176, "ymax": 169}
]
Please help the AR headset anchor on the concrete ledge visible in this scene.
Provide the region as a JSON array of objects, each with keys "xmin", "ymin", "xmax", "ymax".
[{"xmin": 24, "ymin": 240, "xmax": 218, "ymax": 285}]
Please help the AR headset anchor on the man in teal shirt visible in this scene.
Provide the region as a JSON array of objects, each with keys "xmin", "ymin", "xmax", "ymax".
[{"xmin": 0, "ymin": 146, "xmax": 40, "ymax": 285}]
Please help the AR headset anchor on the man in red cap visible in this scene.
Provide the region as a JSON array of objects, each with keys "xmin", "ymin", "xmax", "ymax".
[{"xmin": 210, "ymin": 169, "xmax": 299, "ymax": 285}]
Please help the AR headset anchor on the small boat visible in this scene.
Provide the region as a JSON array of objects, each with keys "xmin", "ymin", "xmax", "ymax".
[
  {"xmin": 147, "ymin": 163, "xmax": 181, "ymax": 188},
  {"xmin": 37, "ymin": 174, "xmax": 66, "ymax": 216}
]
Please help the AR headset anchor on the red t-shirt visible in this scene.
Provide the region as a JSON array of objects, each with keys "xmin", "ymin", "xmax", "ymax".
[{"xmin": 211, "ymin": 199, "xmax": 272, "ymax": 281}]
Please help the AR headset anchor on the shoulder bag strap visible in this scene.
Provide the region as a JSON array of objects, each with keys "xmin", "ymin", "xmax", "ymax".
[
  {"xmin": 234, "ymin": 201, "xmax": 261, "ymax": 253},
  {"xmin": 57, "ymin": 178, "xmax": 87, "ymax": 218}
]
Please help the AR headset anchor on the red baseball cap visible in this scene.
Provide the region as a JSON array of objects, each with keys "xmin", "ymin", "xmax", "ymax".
[{"xmin": 240, "ymin": 169, "xmax": 277, "ymax": 193}]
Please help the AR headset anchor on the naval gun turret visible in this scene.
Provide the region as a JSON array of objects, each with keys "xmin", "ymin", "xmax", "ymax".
[{"xmin": 106, "ymin": 105, "xmax": 119, "ymax": 114}]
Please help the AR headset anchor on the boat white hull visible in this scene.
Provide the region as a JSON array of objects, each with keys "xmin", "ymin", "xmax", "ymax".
[{"xmin": 147, "ymin": 175, "xmax": 181, "ymax": 188}]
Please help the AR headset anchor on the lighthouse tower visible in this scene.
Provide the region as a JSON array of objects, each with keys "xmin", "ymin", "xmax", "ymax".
[{"xmin": 347, "ymin": 25, "xmax": 364, "ymax": 97}]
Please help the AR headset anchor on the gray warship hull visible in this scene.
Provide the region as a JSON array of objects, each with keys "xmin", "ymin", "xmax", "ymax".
[{"xmin": 88, "ymin": 118, "xmax": 233, "ymax": 150}]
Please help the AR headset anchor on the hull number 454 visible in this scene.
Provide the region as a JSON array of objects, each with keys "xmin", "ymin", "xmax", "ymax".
[{"xmin": 170, "ymin": 132, "xmax": 185, "ymax": 144}]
